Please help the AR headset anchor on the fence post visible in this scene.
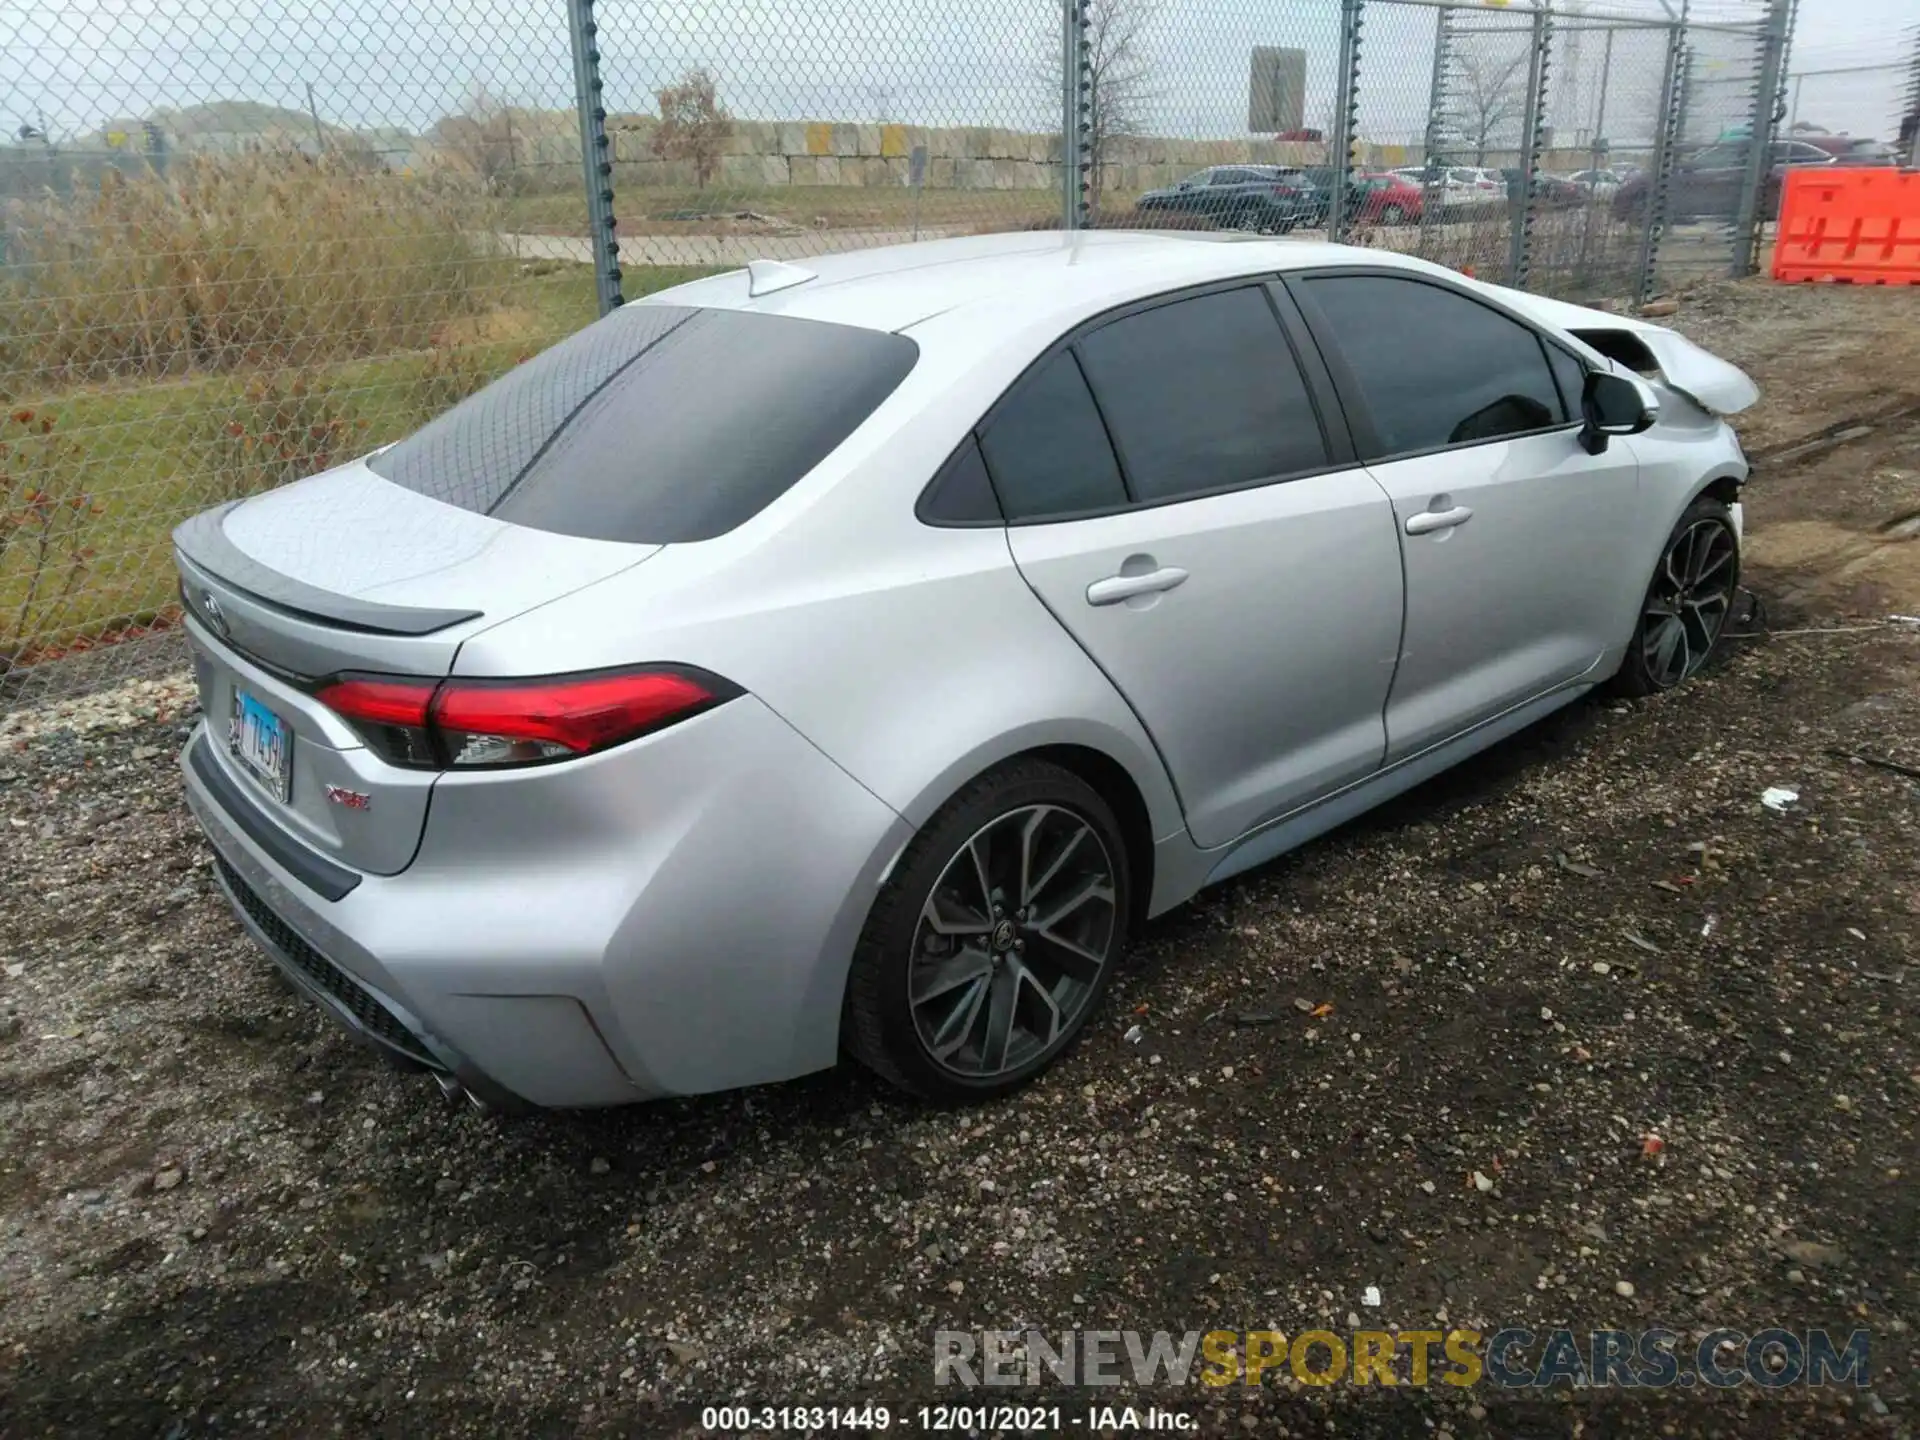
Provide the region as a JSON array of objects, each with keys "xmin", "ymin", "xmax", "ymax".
[
  {"xmin": 1635, "ymin": 20, "xmax": 1687, "ymax": 306},
  {"xmin": 1508, "ymin": 1, "xmax": 1553, "ymax": 288},
  {"xmin": 566, "ymin": 0, "xmax": 623, "ymax": 316},
  {"xmin": 1328, "ymin": 0, "xmax": 1363, "ymax": 243},
  {"xmin": 1418, "ymin": 4, "xmax": 1453, "ymax": 259},
  {"xmin": 1729, "ymin": 0, "xmax": 1794, "ymax": 279},
  {"xmin": 1061, "ymin": 0, "xmax": 1090, "ymax": 229}
]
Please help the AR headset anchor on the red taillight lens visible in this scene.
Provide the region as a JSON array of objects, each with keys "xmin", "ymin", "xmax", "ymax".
[
  {"xmin": 317, "ymin": 667, "xmax": 737, "ymax": 769},
  {"xmin": 315, "ymin": 676, "xmax": 439, "ymax": 767},
  {"xmin": 434, "ymin": 671, "xmax": 720, "ymax": 765}
]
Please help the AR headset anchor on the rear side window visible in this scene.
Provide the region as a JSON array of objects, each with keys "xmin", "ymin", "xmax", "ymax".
[
  {"xmin": 978, "ymin": 351, "xmax": 1127, "ymax": 521},
  {"xmin": 1302, "ymin": 275, "xmax": 1567, "ymax": 455},
  {"xmin": 1075, "ymin": 287, "xmax": 1329, "ymax": 503},
  {"xmin": 368, "ymin": 305, "xmax": 917, "ymax": 544}
]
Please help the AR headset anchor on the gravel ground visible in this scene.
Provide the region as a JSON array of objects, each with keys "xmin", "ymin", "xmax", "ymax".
[{"xmin": 3, "ymin": 280, "xmax": 1918, "ymax": 1439}]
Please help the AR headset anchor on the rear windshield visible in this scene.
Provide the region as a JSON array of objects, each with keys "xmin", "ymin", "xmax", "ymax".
[{"xmin": 367, "ymin": 304, "xmax": 918, "ymax": 544}]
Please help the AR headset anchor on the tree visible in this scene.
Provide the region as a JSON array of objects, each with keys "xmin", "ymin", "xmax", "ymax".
[
  {"xmin": 433, "ymin": 85, "xmax": 522, "ymax": 193},
  {"xmin": 651, "ymin": 68, "xmax": 733, "ymax": 188},
  {"xmin": 1450, "ymin": 43, "xmax": 1530, "ymax": 166},
  {"xmin": 1044, "ymin": 0, "xmax": 1157, "ymax": 221}
]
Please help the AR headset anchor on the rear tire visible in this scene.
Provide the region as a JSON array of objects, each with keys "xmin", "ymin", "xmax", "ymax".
[
  {"xmin": 1610, "ymin": 496, "xmax": 1741, "ymax": 697},
  {"xmin": 842, "ymin": 759, "xmax": 1131, "ymax": 1103},
  {"xmin": 1379, "ymin": 203, "xmax": 1407, "ymax": 226}
]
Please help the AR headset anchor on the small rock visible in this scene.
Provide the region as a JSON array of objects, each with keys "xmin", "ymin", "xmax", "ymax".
[
  {"xmin": 1472, "ymin": 1171, "xmax": 1495, "ymax": 1193},
  {"xmin": 434, "ymin": 1177, "xmax": 458, "ymax": 1195},
  {"xmin": 1639, "ymin": 298, "xmax": 1681, "ymax": 317},
  {"xmin": 946, "ymin": 1279, "xmax": 965, "ymax": 1295},
  {"xmin": 1361, "ymin": 1285, "xmax": 1381, "ymax": 1307},
  {"xmin": 152, "ymin": 1167, "xmax": 185, "ymax": 1193},
  {"xmin": 1292, "ymin": 997, "xmax": 1315, "ymax": 1013},
  {"xmin": 1782, "ymin": 1240, "xmax": 1843, "ymax": 1268},
  {"xmin": 1592, "ymin": 961, "xmax": 1612, "ymax": 976},
  {"xmin": 1614, "ymin": 1280, "xmax": 1635, "ymax": 1298},
  {"xmin": 1786, "ymin": 1268, "xmax": 1806, "ymax": 1285},
  {"xmin": 1420, "ymin": 1179, "xmax": 1437, "ymax": 1195},
  {"xmin": 1865, "ymin": 1394, "xmax": 1889, "ymax": 1418},
  {"xmin": 589, "ymin": 1157, "xmax": 610, "ymax": 1176},
  {"xmin": 978, "ymin": 1179, "xmax": 997, "ymax": 1195}
]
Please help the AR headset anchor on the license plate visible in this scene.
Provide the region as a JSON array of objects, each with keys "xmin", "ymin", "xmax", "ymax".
[{"xmin": 229, "ymin": 688, "xmax": 292, "ymax": 802}]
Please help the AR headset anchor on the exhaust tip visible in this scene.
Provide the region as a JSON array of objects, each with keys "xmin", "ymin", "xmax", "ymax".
[{"xmin": 432, "ymin": 1071, "xmax": 463, "ymax": 1104}]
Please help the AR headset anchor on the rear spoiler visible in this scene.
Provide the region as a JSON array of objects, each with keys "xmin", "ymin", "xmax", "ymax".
[
  {"xmin": 173, "ymin": 503, "xmax": 483, "ymax": 637},
  {"xmin": 1475, "ymin": 286, "xmax": 1760, "ymax": 419}
]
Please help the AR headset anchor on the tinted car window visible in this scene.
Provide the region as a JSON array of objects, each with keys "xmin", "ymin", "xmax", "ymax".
[
  {"xmin": 1544, "ymin": 344, "xmax": 1587, "ymax": 417},
  {"xmin": 978, "ymin": 351, "xmax": 1127, "ymax": 521},
  {"xmin": 369, "ymin": 305, "xmax": 917, "ymax": 543},
  {"xmin": 918, "ymin": 436, "xmax": 1001, "ymax": 525},
  {"xmin": 1075, "ymin": 287, "xmax": 1329, "ymax": 503},
  {"xmin": 1303, "ymin": 275, "xmax": 1567, "ymax": 454}
]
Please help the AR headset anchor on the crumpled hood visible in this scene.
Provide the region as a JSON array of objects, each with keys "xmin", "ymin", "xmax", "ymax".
[{"xmin": 1475, "ymin": 285, "xmax": 1761, "ymax": 418}]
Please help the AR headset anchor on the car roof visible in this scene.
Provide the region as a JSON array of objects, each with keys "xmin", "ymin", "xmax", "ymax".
[{"xmin": 639, "ymin": 229, "xmax": 1440, "ymax": 336}]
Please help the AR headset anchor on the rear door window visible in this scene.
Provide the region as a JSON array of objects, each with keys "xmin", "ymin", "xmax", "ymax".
[
  {"xmin": 1074, "ymin": 287, "xmax": 1330, "ymax": 503},
  {"xmin": 977, "ymin": 351, "xmax": 1128, "ymax": 521},
  {"xmin": 368, "ymin": 305, "xmax": 917, "ymax": 544}
]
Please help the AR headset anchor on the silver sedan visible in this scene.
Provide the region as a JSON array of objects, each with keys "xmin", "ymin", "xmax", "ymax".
[{"xmin": 174, "ymin": 231, "xmax": 1756, "ymax": 1109}]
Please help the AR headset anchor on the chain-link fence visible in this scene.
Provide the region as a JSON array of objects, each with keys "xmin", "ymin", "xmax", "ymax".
[{"xmin": 3, "ymin": 0, "xmax": 1797, "ymax": 709}]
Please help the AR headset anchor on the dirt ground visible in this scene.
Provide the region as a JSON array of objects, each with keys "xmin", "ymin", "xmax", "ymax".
[{"xmin": 2, "ymin": 278, "xmax": 1918, "ymax": 1439}]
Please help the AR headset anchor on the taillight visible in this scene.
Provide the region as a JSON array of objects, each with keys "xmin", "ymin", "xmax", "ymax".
[{"xmin": 316, "ymin": 666, "xmax": 738, "ymax": 769}]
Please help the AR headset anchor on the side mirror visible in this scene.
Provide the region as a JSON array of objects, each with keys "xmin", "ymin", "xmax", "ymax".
[{"xmin": 1580, "ymin": 369, "xmax": 1659, "ymax": 455}]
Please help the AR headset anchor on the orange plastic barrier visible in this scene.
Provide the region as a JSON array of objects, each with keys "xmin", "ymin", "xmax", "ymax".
[{"xmin": 1773, "ymin": 168, "xmax": 1920, "ymax": 286}]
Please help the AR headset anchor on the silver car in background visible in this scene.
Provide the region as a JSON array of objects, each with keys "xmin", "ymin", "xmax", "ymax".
[{"xmin": 175, "ymin": 231, "xmax": 1758, "ymax": 1109}]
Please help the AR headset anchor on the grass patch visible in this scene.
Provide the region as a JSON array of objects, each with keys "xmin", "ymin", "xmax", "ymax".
[{"xmin": 1, "ymin": 261, "xmax": 720, "ymax": 668}]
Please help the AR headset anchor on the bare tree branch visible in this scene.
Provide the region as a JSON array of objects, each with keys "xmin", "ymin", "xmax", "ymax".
[
  {"xmin": 1042, "ymin": 0, "xmax": 1158, "ymax": 219},
  {"xmin": 1450, "ymin": 43, "xmax": 1530, "ymax": 166}
]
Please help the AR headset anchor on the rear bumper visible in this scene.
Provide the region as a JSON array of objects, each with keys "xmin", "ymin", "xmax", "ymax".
[{"xmin": 180, "ymin": 696, "xmax": 910, "ymax": 1108}]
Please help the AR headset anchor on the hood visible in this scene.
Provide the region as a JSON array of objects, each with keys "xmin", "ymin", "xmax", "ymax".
[{"xmin": 1476, "ymin": 287, "xmax": 1760, "ymax": 418}]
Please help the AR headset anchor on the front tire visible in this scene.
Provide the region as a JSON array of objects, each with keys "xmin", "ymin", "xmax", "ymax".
[
  {"xmin": 1379, "ymin": 203, "xmax": 1407, "ymax": 226},
  {"xmin": 842, "ymin": 760, "xmax": 1131, "ymax": 1102},
  {"xmin": 1611, "ymin": 496, "xmax": 1741, "ymax": 697}
]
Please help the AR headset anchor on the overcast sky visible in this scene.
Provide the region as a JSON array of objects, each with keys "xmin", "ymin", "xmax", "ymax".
[{"xmin": 1, "ymin": 0, "xmax": 1911, "ymax": 150}]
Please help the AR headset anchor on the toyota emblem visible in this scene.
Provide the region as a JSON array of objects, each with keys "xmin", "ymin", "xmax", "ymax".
[{"xmin": 200, "ymin": 591, "xmax": 229, "ymax": 638}]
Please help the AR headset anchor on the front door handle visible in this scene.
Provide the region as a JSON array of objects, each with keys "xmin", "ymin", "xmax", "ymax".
[
  {"xmin": 1405, "ymin": 505, "xmax": 1474, "ymax": 536},
  {"xmin": 1087, "ymin": 566, "xmax": 1190, "ymax": 606}
]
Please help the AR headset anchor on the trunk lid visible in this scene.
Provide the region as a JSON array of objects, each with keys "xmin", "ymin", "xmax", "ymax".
[{"xmin": 175, "ymin": 460, "xmax": 657, "ymax": 877}]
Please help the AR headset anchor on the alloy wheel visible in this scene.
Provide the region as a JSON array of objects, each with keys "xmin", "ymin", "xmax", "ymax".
[
  {"xmin": 908, "ymin": 804, "xmax": 1118, "ymax": 1080},
  {"xmin": 1640, "ymin": 517, "xmax": 1738, "ymax": 688}
]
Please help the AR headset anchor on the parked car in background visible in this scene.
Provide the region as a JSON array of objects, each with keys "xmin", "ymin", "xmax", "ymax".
[
  {"xmin": 1567, "ymin": 168, "xmax": 1627, "ymax": 196},
  {"xmin": 1135, "ymin": 166, "xmax": 1316, "ymax": 232},
  {"xmin": 1802, "ymin": 135, "xmax": 1896, "ymax": 166},
  {"xmin": 1611, "ymin": 139, "xmax": 1834, "ymax": 223},
  {"xmin": 1351, "ymin": 171, "xmax": 1426, "ymax": 224},
  {"xmin": 1498, "ymin": 169, "xmax": 1585, "ymax": 205},
  {"xmin": 173, "ymin": 230, "xmax": 1759, "ymax": 1110},
  {"xmin": 1393, "ymin": 165, "xmax": 1507, "ymax": 212}
]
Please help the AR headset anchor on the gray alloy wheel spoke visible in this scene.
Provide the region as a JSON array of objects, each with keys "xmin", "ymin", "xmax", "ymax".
[
  {"xmin": 1693, "ymin": 543, "xmax": 1736, "ymax": 587},
  {"xmin": 1008, "ymin": 956, "xmax": 1064, "ymax": 1046},
  {"xmin": 921, "ymin": 892, "xmax": 990, "ymax": 938},
  {"xmin": 1646, "ymin": 614, "xmax": 1688, "ymax": 684},
  {"xmin": 1027, "ymin": 924, "xmax": 1107, "ymax": 983},
  {"xmin": 965, "ymin": 837, "xmax": 995, "ymax": 916},
  {"xmin": 908, "ymin": 801, "xmax": 1118, "ymax": 1080},
  {"xmin": 978, "ymin": 966, "xmax": 1020, "ymax": 1072},
  {"xmin": 912, "ymin": 948, "xmax": 993, "ymax": 1007},
  {"xmin": 929, "ymin": 975, "xmax": 991, "ymax": 1060},
  {"xmin": 1022, "ymin": 821, "xmax": 1085, "ymax": 909},
  {"xmin": 1031, "ymin": 874, "xmax": 1112, "ymax": 933}
]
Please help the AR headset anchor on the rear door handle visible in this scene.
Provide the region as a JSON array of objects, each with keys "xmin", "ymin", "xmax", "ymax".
[
  {"xmin": 1086, "ymin": 567, "xmax": 1190, "ymax": 606},
  {"xmin": 1405, "ymin": 505, "xmax": 1474, "ymax": 536}
]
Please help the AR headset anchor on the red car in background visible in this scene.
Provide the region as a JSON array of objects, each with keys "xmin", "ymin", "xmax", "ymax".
[{"xmin": 1351, "ymin": 172, "xmax": 1425, "ymax": 224}]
